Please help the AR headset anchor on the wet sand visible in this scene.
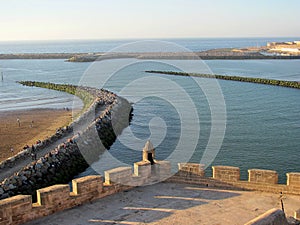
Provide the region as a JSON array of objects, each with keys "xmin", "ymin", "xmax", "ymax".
[{"xmin": 0, "ymin": 109, "xmax": 73, "ymax": 161}]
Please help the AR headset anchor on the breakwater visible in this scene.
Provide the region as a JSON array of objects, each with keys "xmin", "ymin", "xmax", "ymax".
[
  {"xmin": 146, "ymin": 70, "xmax": 300, "ymax": 89},
  {"xmin": 0, "ymin": 126, "xmax": 73, "ymax": 174},
  {"xmin": 0, "ymin": 82, "xmax": 133, "ymax": 200},
  {"xmin": 18, "ymin": 81, "xmax": 95, "ymax": 113}
]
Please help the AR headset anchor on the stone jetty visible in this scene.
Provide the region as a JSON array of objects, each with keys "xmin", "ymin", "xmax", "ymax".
[{"xmin": 0, "ymin": 83, "xmax": 133, "ymax": 200}]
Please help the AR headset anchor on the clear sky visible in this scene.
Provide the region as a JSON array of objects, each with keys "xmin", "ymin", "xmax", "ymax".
[{"xmin": 0, "ymin": 0, "xmax": 299, "ymax": 41}]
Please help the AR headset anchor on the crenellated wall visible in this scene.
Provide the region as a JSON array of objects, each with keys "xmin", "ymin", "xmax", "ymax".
[
  {"xmin": 168, "ymin": 163, "xmax": 300, "ymax": 195},
  {"xmin": 178, "ymin": 163, "xmax": 205, "ymax": 177},
  {"xmin": 248, "ymin": 169, "xmax": 278, "ymax": 184},
  {"xmin": 0, "ymin": 160, "xmax": 171, "ymax": 225},
  {"xmin": 105, "ymin": 160, "xmax": 171, "ymax": 186},
  {"xmin": 0, "ymin": 175, "xmax": 113, "ymax": 225},
  {"xmin": 1, "ymin": 162, "xmax": 300, "ymax": 225},
  {"xmin": 287, "ymin": 173, "xmax": 300, "ymax": 187},
  {"xmin": 212, "ymin": 165, "xmax": 240, "ymax": 182}
]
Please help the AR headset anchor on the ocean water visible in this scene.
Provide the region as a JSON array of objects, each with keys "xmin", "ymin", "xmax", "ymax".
[
  {"xmin": 0, "ymin": 37, "xmax": 299, "ymax": 53},
  {"xmin": 0, "ymin": 59, "xmax": 87, "ymax": 111},
  {"xmin": 0, "ymin": 38, "xmax": 299, "ymax": 183},
  {"xmin": 78, "ymin": 59, "xmax": 300, "ymax": 183}
]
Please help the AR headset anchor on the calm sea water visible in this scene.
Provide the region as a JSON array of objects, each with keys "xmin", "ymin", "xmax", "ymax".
[
  {"xmin": 0, "ymin": 38, "xmax": 299, "ymax": 183},
  {"xmin": 79, "ymin": 59, "xmax": 300, "ymax": 183},
  {"xmin": 0, "ymin": 37, "xmax": 299, "ymax": 53},
  {"xmin": 0, "ymin": 60, "xmax": 86, "ymax": 111}
]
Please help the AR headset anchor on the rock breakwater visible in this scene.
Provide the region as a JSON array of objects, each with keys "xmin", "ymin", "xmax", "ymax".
[
  {"xmin": 146, "ymin": 70, "xmax": 300, "ymax": 89},
  {"xmin": 0, "ymin": 82, "xmax": 133, "ymax": 200}
]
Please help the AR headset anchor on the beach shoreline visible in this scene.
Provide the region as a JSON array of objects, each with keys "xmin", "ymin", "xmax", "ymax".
[
  {"xmin": 0, "ymin": 82, "xmax": 133, "ymax": 200},
  {"xmin": 0, "ymin": 108, "xmax": 74, "ymax": 162}
]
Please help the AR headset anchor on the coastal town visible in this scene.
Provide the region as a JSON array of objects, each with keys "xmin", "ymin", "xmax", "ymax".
[{"xmin": 233, "ymin": 40, "xmax": 300, "ymax": 56}]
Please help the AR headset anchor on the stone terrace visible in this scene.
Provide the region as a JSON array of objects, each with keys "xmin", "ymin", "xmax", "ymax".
[
  {"xmin": 1, "ymin": 142, "xmax": 300, "ymax": 224},
  {"xmin": 22, "ymin": 182, "xmax": 300, "ymax": 225}
]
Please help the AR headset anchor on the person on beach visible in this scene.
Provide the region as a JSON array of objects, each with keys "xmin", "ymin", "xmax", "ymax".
[
  {"xmin": 17, "ymin": 118, "xmax": 20, "ymax": 127},
  {"xmin": 31, "ymin": 145, "xmax": 35, "ymax": 157},
  {"xmin": 31, "ymin": 152, "xmax": 37, "ymax": 160},
  {"xmin": 10, "ymin": 147, "xmax": 14, "ymax": 154},
  {"xmin": 31, "ymin": 152, "xmax": 35, "ymax": 160},
  {"xmin": 23, "ymin": 144, "xmax": 29, "ymax": 150},
  {"xmin": 30, "ymin": 144, "xmax": 37, "ymax": 160}
]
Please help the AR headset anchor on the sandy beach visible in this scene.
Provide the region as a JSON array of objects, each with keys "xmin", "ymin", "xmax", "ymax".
[{"xmin": 0, "ymin": 108, "xmax": 73, "ymax": 162}]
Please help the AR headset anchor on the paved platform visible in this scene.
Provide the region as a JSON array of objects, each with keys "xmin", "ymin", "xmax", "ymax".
[{"xmin": 24, "ymin": 182, "xmax": 300, "ymax": 225}]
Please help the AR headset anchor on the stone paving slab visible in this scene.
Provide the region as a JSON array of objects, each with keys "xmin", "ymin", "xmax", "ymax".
[{"xmin": 23, "ymin": 182, "xmax": 300, "ymax": 225}]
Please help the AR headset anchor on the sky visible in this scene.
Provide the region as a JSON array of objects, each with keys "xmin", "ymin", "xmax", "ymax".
[{"xmin": 0, "ymin": 0, "xmax": 299, "ymax": 41}]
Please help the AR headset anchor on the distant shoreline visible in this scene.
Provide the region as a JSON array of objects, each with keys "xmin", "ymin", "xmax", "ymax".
[
  {"xmin": 0, "ymin": 53, "xmax": 77, "ymax": 60},
  {"xmin": 1, "ymin": 50, "xmax": 300, "ymax": 62}
]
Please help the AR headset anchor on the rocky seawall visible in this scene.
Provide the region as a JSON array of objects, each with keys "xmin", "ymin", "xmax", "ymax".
[
  {"xmin": 146, "ymin": 70, "xmax": 300, "ymax": 89},
  {"xmin": 0, "ymin": 126, "xmax": 73, "ymax": 171},
  {"xmin": 0, "ymin": 83, "xmax": 133, "ymax": 200}
]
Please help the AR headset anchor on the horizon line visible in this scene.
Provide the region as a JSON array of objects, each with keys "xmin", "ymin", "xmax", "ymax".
[{"xmin": 1, "ymin": 36, "xmax": 300, "ymax": 43}]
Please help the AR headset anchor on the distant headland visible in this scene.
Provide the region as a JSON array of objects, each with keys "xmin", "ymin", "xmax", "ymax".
[{"xmin": 0, "ymin": 40, "xmax": 300, "ymax": 61}]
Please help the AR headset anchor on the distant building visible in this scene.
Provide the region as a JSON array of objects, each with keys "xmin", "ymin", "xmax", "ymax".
[
  {"xmin": 267, "ymin": 42, "xmax": 286, "ymax": 47},
  {"xmin": 268, "ymin": 47, "xmax": 300, "ymax": 56},
  {"xmin": 267, "ymin": 42, "xmax": 276, "ymax": 47},
  {"xmin": 267, "ymin": 41, "xmax": 300, "ymax": 47},
  {"xmin": 294, "ymin": 41, "xmax": 300, "ymax": 45},
  {"xmin": 279, "ymin": 48, "xmax": 300, "ymax": 53}
]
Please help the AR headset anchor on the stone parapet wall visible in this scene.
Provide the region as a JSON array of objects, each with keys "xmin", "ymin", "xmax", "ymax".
[
  {"xmin": 105, "ymin": 160, "xmax": 171, "ymax": 187},
  {"xmin": 105, "ymin": 167, "xmax": 133, "ymax": 185},
  {"xmin": 0, "ymin": 160, "xmax": 171, "ymax": 225},
  {"xmin": 212, "ymin": 165, "xmax": 240, "ymax": 182},
  {"xmin": 178, "ymin": 163, "xmax": 205, "ymax": 177},
  {"xmin": 248, "ymin": 169, "xmax": 278, "ymax": 184},
  {"xmin": 168, "ymin": 163, "xmax": 300, "ymax": 195},
  {"xmin": 287, "ymin": 173, "xmax": 300, "ymax": 187},
  {"xmin": 1, "ymin": 162, "xmax": 300, "ymax": 225},
  {"xmin": 0, "ymin": 175, "xmax": 131, "ymax": 225}
]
